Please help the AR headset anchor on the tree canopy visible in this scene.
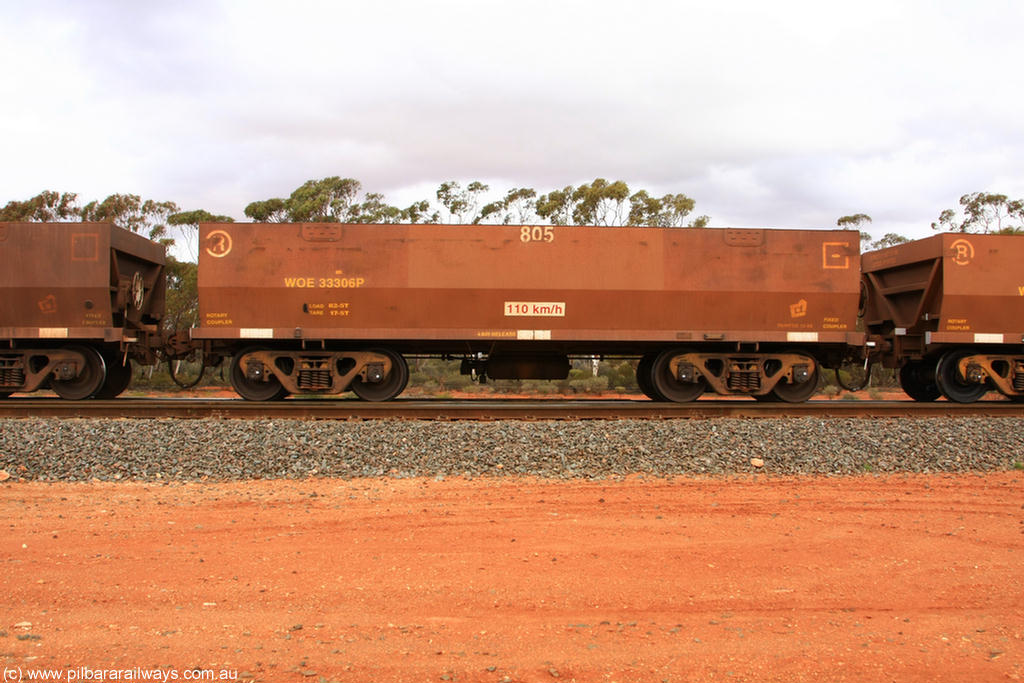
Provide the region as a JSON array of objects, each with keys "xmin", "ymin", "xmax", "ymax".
[
  {"xmin": 837, "ymin": 213, "xmax": 872, "ymax": 231},
  {"xmin": 478, "ymin": 187, "xmax": 539, "ymax": 225},
  {"xmin": 0, "ymin": 190, "xmax": 80, "ymax": 222},
  {"xmin": 80, "ymin": 194, "xmax": 180, "ymax": 242},
  {"xmin": 14, "ymin": 182, "xmax": 1024, "ymax": 238},
  {"xmin": 2, "ymin": 178, "xmax": 710, "ymax": 232},
  {"xmin": 238, "ymin": 176, "xmax": 709, "ymax": 228},
  {"xmin": 870, "ymin": 233, "xmax": 910, "ymax": 249},
  {"xmin": 436, "ymin": 180, "xmax": 489, "ymax": 224},
  {"xmin": 244, "ymin": 177, "xmax": 438, "ymax": 224},
  {"xmin": 931, "ymin": 192, "xmax": 1024, "ymax": 234},
  {"xmin": 533, "ymin": 179, "xmax": 706, "ymax": 228},
  {"xmin": 0, "ymin": 190, "xmax": 179, "ymax": 243},
  {"xmin": 628, "ymin": 191, "xmax": 709, "ymax": 228}
]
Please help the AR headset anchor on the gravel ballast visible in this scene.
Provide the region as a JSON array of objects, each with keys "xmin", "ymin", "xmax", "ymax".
[{"xmin": 1, "ymin": 417, "xmax": 1023, "ymax": 481}]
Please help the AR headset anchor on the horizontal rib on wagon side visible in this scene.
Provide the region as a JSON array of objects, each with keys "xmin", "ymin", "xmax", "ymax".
[
  {"xmin": 0, "ymin": 222, "xmax": 166, "ymax": 399},
  {"xmin": 192, "ymin": 222, "xmax": 863, "ymax": 402},
  {"xmin": 862, "ymin": 232, "xmax": 1024, "ymax": 403}
]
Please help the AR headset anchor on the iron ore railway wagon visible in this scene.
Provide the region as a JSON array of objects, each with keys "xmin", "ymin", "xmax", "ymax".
[
  {"xmin": 193, "ymin": 223, "xmax": 862, "ymax": 402},
  {"xmin": 1, "ymin": 220, "xmax": 1021, "ymax": 403},
  {"xmin": 862, "ymin": 232, "xmax": 1024, "ymax": 403},
  {"xmin": 0, "ymin": 222, "xmax": 165, "ymax": 399}
]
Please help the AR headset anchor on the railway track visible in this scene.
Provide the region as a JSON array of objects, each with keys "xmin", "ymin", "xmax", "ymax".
[{"xmin": 1, "ymin": 397, "xmax": 1022, "ymax": 420}]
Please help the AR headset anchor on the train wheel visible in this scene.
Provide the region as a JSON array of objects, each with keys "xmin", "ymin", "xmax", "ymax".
[
  {"xmin": 650, "ymin": 349, "xmax": 705, "ymax": 403},
  {"xmin": 936, "ymin": 350, "xmax": 988, "ymax": 403},
  {"xmin": 898, "ymin": 360, "xmax": 940, "ymax": 402},
  {"xmin": 0, "ymin": 392, "xmax": 11, "ymax": 399},
  {"xmin": 230, "ymin": 347, "xmax": 288, "ymax": 401},
  {"xmin": 635, "ymin": 354, "xmax": 664, "ymax": 401},
  {"xmin": 50, "ymin": 345, "xmax": 107, "ymax": 400},
  {"xmin": 768, "ymin": 363, "xmax": 820, "ymax": 403},
  {"xmin": 351, "ymin": 349, "xmax": 408, "ymax": 401},
  {"xmin": 95, "ymin": 356, "xmax": 133, "ymax": 399}
]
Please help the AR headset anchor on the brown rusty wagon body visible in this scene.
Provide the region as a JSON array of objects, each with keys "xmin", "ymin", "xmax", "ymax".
[
  {"xmin": 0, "ymin": 222, "xmax": 165, "ymax": 398},
  {"xmin": 194, "ymin": 223, "xmax": 862, "ymax": 401},
  {"xmin": 862, "ymin": 233, "xmax": 1024, "ymax": 402}
]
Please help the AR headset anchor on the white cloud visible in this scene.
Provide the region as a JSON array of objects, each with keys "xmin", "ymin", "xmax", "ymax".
[{"xmin": 2, "ymin": 0, "xmax": 1023, "ymax": 245}]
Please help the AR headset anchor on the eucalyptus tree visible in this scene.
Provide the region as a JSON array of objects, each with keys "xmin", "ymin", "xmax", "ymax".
[
  {"xmin": 931, "ymin": 192, "xmax": 1024, "ymax": 234},
  {"xmin": 245, "ymin": 176, "xmax": 361, "ymax": 223},
  {"xmin": 837, "ymin": 213, "xmax": 872, "ymax": 231},
  {"xmin": 2, "ymin": 190, "xmax": 179, "ymax": 243},
  {"xmin": 535, "ymin": 185, "xmax": 578, "ymax": 226},
  {"xmin": 0, "ymin": 190, "xmax": 80, "ymax": 221},
  {"xmin": 571, "ymin": 178, "xmax": 631, "ymax": 225},
  {"xmin": 79, "ymin": 194, "xmax": 180, "ymax": 243},
  {"xmin": 477, "ymin": 187, "xmax": 539, "ymax": 224},
  {"xmin": 436, "ymin": 180, "xmax": 489, "ymax": 223},
  {"xmin": 629, "ymin": 191, "xmax": 707, "ymax": 227}
]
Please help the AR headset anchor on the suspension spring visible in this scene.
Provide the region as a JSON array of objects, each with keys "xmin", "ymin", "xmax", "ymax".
[
  {"xmin": 0, "ymin": 367, "xmax": 25, "ymax": 388},
  {"xmin": 298, "ymin": 369, "xmax": 332, "ymax": 390},
  {"xmin": 727, "ymin": 364, "xmax": 761, "ymax": 392}
]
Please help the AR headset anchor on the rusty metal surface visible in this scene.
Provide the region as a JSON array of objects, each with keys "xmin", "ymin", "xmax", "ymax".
[
  {"xmin": 195, "ymin": 223, "xmax": 862, "ymax": 350},
  {"xmin": 863, "ymin": 233, "xmax": 1024, "ymax": 346},
  {"xmin": 0, "ymin": 222, "xmax": 165, "ymax": 339},
  {"xmin": 1, "ymin": 397, "xmax": 1021, "ymax": 420},
  {"xmin": 237, "ymin": 349, "xmax": 394, "ymax": 395}
]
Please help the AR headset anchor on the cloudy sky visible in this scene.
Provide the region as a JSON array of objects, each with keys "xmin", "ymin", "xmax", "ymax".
[{"xmin": 2, "ymin": 0, "xmax": 1022, "ymax": 244}]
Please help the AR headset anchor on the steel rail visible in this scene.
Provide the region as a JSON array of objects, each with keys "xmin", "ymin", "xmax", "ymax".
[{"xmin": 1, "ymin": 398, "xmax": 1022, "ymax": 420}]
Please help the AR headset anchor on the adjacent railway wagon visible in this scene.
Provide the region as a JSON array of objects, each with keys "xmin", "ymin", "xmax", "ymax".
[
  {"xmin": 0, "ymin": 222, "xmax": 165, "ymax": 399},
  {"xmin": 862, "ymin": 233, "xmax": 1024, "ymax": 402},
  {"xmin": 193, "ymin": 223, "xmax": 863, "ymax": 401}
]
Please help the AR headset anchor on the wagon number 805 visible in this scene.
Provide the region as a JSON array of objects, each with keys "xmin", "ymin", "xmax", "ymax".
[{"xmin": 521, "ymin": 226, "xmax": 555, "ymax": 243}]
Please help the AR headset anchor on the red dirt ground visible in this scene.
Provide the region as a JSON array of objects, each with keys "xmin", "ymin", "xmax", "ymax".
[{"xmin": 3, "ymin": 473, "xmax": 1023, "ymax": 682}]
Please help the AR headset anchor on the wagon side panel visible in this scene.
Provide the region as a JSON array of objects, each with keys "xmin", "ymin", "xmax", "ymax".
[{"xmin": 195, "ymin": 223, "xmax": 861, "ymax": 348}]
